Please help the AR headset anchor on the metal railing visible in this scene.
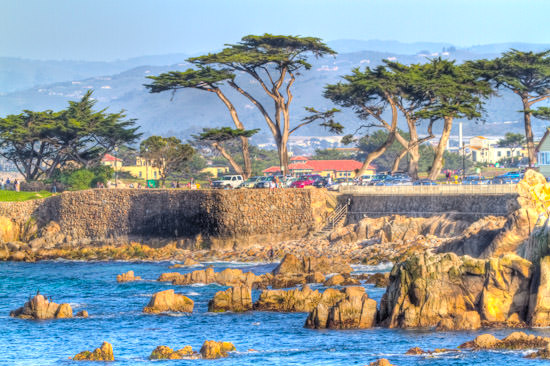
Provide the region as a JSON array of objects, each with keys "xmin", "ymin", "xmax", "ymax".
[
  {"xmin": 325, "ymin": 203, "xmax": 348, "ymax": 231},
  {"xmin": 339, "ymin": 184, "xmax": 517, "ymax": 195}
]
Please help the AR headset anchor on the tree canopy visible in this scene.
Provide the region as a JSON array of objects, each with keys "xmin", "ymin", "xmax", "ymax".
[
  {"xmin": 140, "ymin": 135, "xmax": 195, "ymax": 185},
  {"xmin": 0, "ymin": 91, "xmax": 141, "ymax": 180},
  {"xmin": 467, "ymin": 50, "xmax": 550, "ymax": 166}
]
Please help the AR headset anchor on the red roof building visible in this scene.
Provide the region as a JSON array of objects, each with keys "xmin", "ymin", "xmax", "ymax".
[{"xmin": 262, "ymin": 156, "xmax": 375, "ymax": 178}]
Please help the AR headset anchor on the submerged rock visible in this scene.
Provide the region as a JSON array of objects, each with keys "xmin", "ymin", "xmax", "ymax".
[
  {"xmin": 169, "ymin": 258, "xmax": 199, "ymax": 268},
  {"xmin": 199, "ymin": 340, "xmax": 235, "ymax": 359},
  {"xmin": 254, "ymin": 285, "xmax": 322, "ymax": 312},
  {"xmin": 369, "ymin": 359, "xmax": 394, "ymax": 366},
  {"xmin": 116, "ymin": 270, "xmax": 141, "ymax": 283},
  {"xmin": 460, "ymin": 332, "xmax": 550, "ymax": 350},
  {"xmin": 208, "ymin": 285, "xmax": 252, "ymax": 312},
  {"xmin": 149, "ymin": 345, "xmax": 198, "ymax": 360},
  {"xmin": 305, "ymin": 286, "xmax": 377, "ymax": 329},
  {"xmin": 73, "ymin": 341, "xmax": 114, "ymax": 361},
  {"xmin": 10, "ymin": 294, "xmax": 75, "ymax": 320},
  {"xmin": 143, "ymin": 289, "xmax": 194, "ymax": 314},
  {"xmin": 76, "ymin": 310, "xmax": 89, "ymax": 318}
]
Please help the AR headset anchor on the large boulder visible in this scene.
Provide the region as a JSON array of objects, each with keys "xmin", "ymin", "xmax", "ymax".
[
  {"xmin": 73, "ymin": 341, "xmax": 114, "ymax": 361},
  {"xmin": 305, "ymin": 287, "xmax": 377, "ymax": 329},
  {"xmin": 254, "ymin": 285, "xmax": 322, "ymax": 312},
  {"xmin": 199, "ymin": 340, "xmax": 235, "ymax": 359},
  {"xmin": 208, "ymin": 285, "xmax": 252, "ymax": 312},
  {"xmin": 528, "ymin": 255, "xmax": 550, "ymax": 326},
  {"xmin": 273, "ymin": 254, "xmax": 352, "ymax": 275},
  {"xmin": 116, "ymin": 270, "xmax": 141, "ymax": 283},
  {"xmin": 379, "ymin": 251, "xmax": 533, "ymax": 329},
  {"xmin": 143, "ymin": 289, "xmax": 194, "ymax": 314},
  {"xmin": 10, "ymin": 294, "xmax": 74, "ymax": 320},
  {"xmin": 149, "ymin": 345, "xmax": 197, "ymax": 360}
]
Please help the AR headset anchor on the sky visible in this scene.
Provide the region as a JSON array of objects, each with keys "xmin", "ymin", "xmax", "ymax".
[{"xmin": 1, "ymin": 0, "xmax": 549, "ymax": 61}]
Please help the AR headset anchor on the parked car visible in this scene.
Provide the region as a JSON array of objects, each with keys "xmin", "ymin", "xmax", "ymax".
[
  {"xmin": 239, "ymin": 176, "xmax": 262, "ymax": 188},
  {"xmin": 368, "ymin": 174, "xmax": 389, "ymax": 186},
  {"xmin": 413, "ymin": 179, "xmax": 437, "ymax": 186},
  {"xmin": 490, "ymin": 174, "xmax": 519, "ymax": 184},
  {"xmin": 290, "ymin": 177, "xmax": 314, "ymax": 188},
  {"xmin": 327, "ymin": 178, "xmax": 354, "ymax": 191},
  {"xmin": 211, "ymin": 175, "xmax": 244, "ymax": 189},
  {"xmin": 462, "ymin": 175, "xmax": 490, "ymax": 185},
  {"xmin": 254, "ymin": 176, "xmax": 274, "ymax": 188}
]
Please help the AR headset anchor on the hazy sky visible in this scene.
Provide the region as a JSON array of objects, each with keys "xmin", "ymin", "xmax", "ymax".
[{"xmin": 2, "ymin": 0, "xmax": 549, "ymax": 61}]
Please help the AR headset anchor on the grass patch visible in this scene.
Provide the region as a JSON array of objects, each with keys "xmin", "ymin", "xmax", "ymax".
[{"xmin": 0, "ymin": 190, "xmax": 53, "ymax": 202}]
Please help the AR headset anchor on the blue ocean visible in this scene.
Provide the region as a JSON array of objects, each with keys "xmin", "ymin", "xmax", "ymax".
[{"xmin": 1, "ymin": 261, "xmax": 549, "ymax": 365}]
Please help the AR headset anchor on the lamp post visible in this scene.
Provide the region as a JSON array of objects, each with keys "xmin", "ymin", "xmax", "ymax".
[
  {"xmin": 114, "ymin": 146, "xmax": 118, "ymax": 188},
  {"xmin": 145, "ymin": 148, "xmax": 149, "ymax": 188}
]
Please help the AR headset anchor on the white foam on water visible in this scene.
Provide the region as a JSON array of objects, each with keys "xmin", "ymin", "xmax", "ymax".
[{"xmin": 351, "ymin": 262, "xmax": 394, "ymax": 273}]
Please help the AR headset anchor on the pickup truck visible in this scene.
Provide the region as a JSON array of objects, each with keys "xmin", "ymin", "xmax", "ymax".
[{"xmin": 211, "ymin": 175, "xmax": 244, "ymax": 189}]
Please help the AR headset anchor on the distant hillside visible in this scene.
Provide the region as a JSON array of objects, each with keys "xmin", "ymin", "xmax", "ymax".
[{"xmin": 1, "ymin": 41, "xmax": 549, "ymax": 144}]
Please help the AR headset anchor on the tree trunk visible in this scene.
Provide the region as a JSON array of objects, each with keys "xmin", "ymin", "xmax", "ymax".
[
  {"xmin": 211, "ymin": 142, "xmax": 244, "ymax": 177},
  {"xmin": 523, "ymin": 98, "xmax": 536, "ymax": 167},
  {"xmin": 406, "ymin": 119, "xmax": 420, "ymax": 180},
  {"xmin": 214, "ymin": 90, "xmax": 251, "ymax": 178},
  {"xmin": 428, "ymin": 116, "xmax": 453, "ymax": 180},
  {"xmin": 358, "ymin": 102, "xmax": 399, "ymax": 177},
  {"xmin": 391, "ymin": 148, "xmax": 408, "ymax": 173}
]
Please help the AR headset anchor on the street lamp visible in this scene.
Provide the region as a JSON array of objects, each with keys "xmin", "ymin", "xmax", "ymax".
[
  {"xmin": 114, "ymin": 146, "xmax": 118, "ymax": 188},
  {"xmin": 145, "ymin": 147, "xmax": 149, "ymax": 188}
]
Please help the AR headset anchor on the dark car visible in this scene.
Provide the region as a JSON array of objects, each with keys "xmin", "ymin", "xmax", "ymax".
[{"xmin": 413, "ymin": 179, "xmax": 437, "ymax": 186}]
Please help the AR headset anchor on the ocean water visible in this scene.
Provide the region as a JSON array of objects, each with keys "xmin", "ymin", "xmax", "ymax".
[{"xmin": 1, "ymin": 260, "xmax": 549, "ymax": 365}]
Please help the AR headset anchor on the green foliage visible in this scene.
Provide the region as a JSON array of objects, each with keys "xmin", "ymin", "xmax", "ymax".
[
  {"xmin": 498, "ymin": 132, "xmax": 525, "ymax": 149},
  {"xmin": 140, "ymin": 136, "xmax": 195, "ymax": 183},
  {"xmin": 66, "ymin": 169, "xmax": 95, "ymax": 190},
  {"xmin": 195, "ymin": 127, "xmax": 259, "ymax": 142},
  {"xmin": 0, "ymin": 90, "xmax": 141, "ymax": 180},
  {"xmin": 144, "ymin": 67, "xmax": 235, "ymax": 93}
]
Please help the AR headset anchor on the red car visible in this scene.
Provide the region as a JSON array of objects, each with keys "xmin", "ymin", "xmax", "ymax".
[{"xmin": 290, "ymin": 178, "xmax": 314, "ymax": 188}]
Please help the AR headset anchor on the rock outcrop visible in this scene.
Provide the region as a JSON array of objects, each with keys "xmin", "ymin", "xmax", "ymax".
[
  {"xmin": 143, "ymin": 289, "xmax": 194, "ymax": 314},
  {"xmin": 254, "ymin": 285, "xmax": 322, "ymax": 312},
  {"xmin": 273, "ymin": 253, "xmax": 352, "ymax": 275},
  {"xmin": 10, "ymin": 294, "xmax": 77, "ymax": 320},
  {"xmin": 149, "ymin": 345, "xmax": 198, "ymax": 360},
  {"xmin": 199, "ymin": 340, "xmax": 235, "ymax": 359},
  {"xmin": 305, "ymin": 286, "xmax": 377, "ymax": 329},
  {"xmin": 159, "ymin": 267, "xmax": 269, "ymax": 289},
  {"xmin": 73, "ymin": 342, "xmax": 114, "ymax": 361},
  {"xmin": 116, "ymin": 270, "xmax": 141, "ymax": 282},
  {"xmin": 208, "ymin": 285, "xmax": 252, "ymax": 312},
  {"xmin": 379, "ymin": 251, "xmax": 535, "ymax": 329},
  {"xmin": 369, "ymin": 359, "xmax": 394, "ymax": 366}
]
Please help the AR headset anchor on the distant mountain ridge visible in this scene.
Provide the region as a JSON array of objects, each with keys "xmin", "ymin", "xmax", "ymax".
[{"xmin": 1, "ymin": 40, "xmax": 549, "ymax": 144}]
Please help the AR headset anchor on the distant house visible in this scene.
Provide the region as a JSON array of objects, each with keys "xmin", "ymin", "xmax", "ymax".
[
  {"xmin": 262, "ymin": 156, "xmax": 374, "ymax": 178},
  {"xmin": 101, "ymin": 154, "xmax": 123, "ymax": 169},
  {"xmin": 101, "ymin": 154, "xmax": 161, "ymax": 180},
  {"xmin": 469, "ymin": 136, "xmax": 526, "ymax": 164},
  {"xmin": 200, "ymin": 165, "xmax": 230, "ymax": 178},
  {"xmin": 537, "ymin": 129, "xmax": 550, "ymax": 177}
]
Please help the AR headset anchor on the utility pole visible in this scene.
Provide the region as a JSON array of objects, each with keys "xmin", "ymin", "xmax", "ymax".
[{"xmin": 145, "ymin": 148, "xmax": 149, "ymax": 188}]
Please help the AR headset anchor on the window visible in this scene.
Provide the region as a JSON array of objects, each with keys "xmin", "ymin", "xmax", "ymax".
[
  {"xmin": 507, "ymin": 151, "xmax": 511, "ymax": 157},
  {"xmin": 139, "ymin": 171, "xmax": 142, "ymax": 178},
  {"xmin": 539, "ymin": 152, "xmax": 550, "ymax": 165},
  {"xmin": 497, "ymin": 151, "xmax": 501, "ymax": 157}
]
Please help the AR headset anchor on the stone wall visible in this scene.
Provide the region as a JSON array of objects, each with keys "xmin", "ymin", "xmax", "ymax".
[
  {"xmin": 342, "ymin": 193, "xmax": 519, "ymax": 223},
  {"xmin": 0, "ymin": 189, "xmax": 331, "ymax": 249}
]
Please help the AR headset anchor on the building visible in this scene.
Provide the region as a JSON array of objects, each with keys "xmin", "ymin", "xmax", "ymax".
[
  {"xmin": 101, "ymin": 154, "xmax": 161, "ymax": 180},
  {"xmin": 200, "ymin": 165, "xmax": 230, "ymax": 178},
  {"xmin": 537, "ymin": 129, "xmax": 550, "ymax": 177},
  {"xmin": 469, "ymin": 136, "xmax": 526, "ymax": 164},
  {"xmin": 100, "ymin": 154, "xmax": 123, "ymax": 169},
  {"xmin": 262, "ymin": 156, "xmax": 374, "ymax": 178}
]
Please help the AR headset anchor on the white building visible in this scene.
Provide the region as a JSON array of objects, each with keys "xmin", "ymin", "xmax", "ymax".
[{"xmin": 469, "ymin": 136, "xmax": 526, "ymax": 164}]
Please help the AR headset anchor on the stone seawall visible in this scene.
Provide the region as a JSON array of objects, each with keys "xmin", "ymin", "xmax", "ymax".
[
  {"xmin": 342, "ymin": 193, "xmax": 519, "ymax": 223},
  {"xmin": 0, "ymin": 189, "xmax": 331, "ymax": 249}
]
